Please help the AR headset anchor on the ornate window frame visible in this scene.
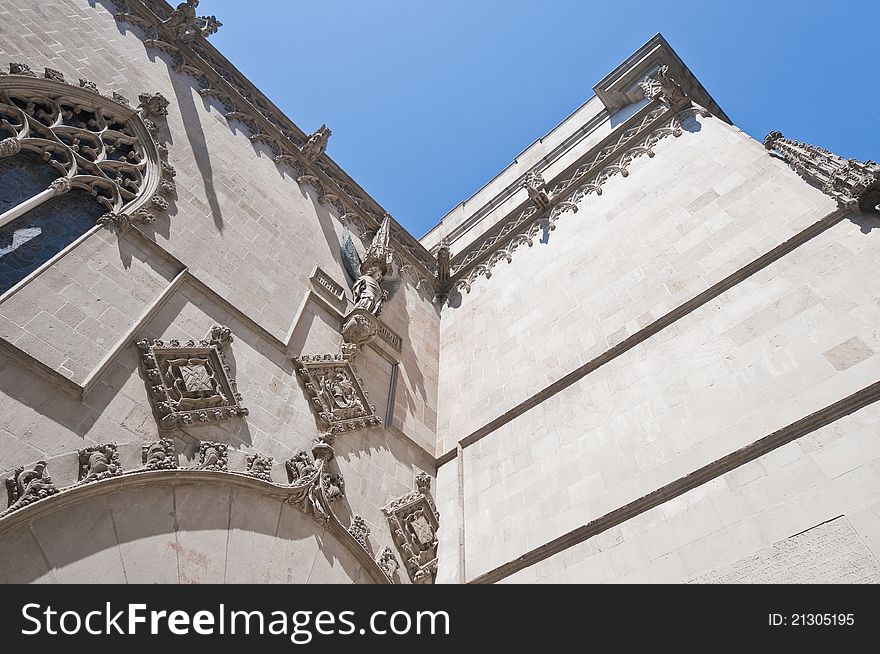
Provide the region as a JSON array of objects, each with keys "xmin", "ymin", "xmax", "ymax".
[{"xmin": 0, "ymin": 66, "xmax": 175, "ymax": 302}]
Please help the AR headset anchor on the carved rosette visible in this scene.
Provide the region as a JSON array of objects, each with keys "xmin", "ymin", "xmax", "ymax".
[
  {"xmin": 78, "ymin": 444, "xmax": 122, "ymax": 483},
  {"xmin": 142, "ymin": 437, "xmax": 178, "ymax": 470},
  {"xmin": 136, "ymin": 325, "xmax": 248, "ymax": 430},
  {"xmin": 764, "ymin": 131, "xmax": 880, "ymax": 213},
  {"xmin": 293, "ymin": 354, "xmax": 381, "ymax": 438},
  {"xmin": 195, "ymin": 441, "xmax": 228, "ymax": 472},
  {"xmin": 383, "ymin": 483, "xmax": 440, "ymax": 584},
  {"xmin": 1, "ymin": 461, "xmax": 59, "ymax": 518}
]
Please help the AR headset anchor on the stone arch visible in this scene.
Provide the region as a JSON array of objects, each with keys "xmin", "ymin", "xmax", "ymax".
[{"xmin": 0, "ymin": 470, "xmax": 388, "ymax": 584}]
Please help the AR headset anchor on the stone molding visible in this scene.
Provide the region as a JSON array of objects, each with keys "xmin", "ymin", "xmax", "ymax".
[
  {"xmin": 448, "ymin": 100, "xmax": 711, "ymax": 294},
  {"xmin": 0, "ymin": 68, "xmax": 176, "ymax": 230},
  {"xmin": 105, "ymin": 0, "xmax": 437, "ymax": 289}
]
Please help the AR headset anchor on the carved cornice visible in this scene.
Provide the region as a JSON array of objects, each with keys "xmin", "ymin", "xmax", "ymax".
[
  {"xmin": 764, "ymin": 131, "xmax": 880, "ymax": 213},
  {"xmin": 447, "ymin": 99, "xmax": 711, "ymax": 294},
  {"xmin": 106, "ymin": 0, "xmax": 438, "ymax": 288}
]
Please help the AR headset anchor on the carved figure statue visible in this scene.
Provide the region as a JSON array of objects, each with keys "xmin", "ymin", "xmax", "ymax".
[{"xmin": 353, "ymin": 266, "xmax": 388, "ymax": 316}]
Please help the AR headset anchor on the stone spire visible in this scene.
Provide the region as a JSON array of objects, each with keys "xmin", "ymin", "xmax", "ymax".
[
  {"xmin": 764, "ymin": 132, "xmax": 880, "ymax": 213},
  {"xmin": 361, "ymin": 212, "xmax": 393, "ymax": 275}
]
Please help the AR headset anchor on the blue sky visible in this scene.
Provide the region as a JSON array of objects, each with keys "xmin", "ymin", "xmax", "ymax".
[{"xmin": 206, "ymin": 0, "xmax": 879, "ymax": 238}]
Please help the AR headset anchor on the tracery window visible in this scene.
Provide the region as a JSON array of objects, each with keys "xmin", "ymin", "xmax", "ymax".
[{"xmin": 0, "ymin": 69, "xmax": 174, "ymax": 296}]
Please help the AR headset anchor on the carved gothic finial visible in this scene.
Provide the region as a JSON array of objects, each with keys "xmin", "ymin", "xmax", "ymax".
[
  {"xmin": 8, "ymin": 62, "xmax": 35, "ymax": 77},
  {"xmin": 0, "ymin": 138, "xmax": 21, "ymax": 159},
  {"xmin": 436, "ymin": 238, "xmax": 451, "ymax": 284},
  {"xmin": 348, "ymin": 515, "xmax": 371, "ymax": 550},
  {"xmin": 764, "ymin": 131, "xmax": 880, "ymax": 212},
  {"xmin": 138, "ymin": 92, "xmax": 170, "ymax": 118},
  {"xmin": 300, "ymin": 124, "xmax": 331, "ymax": 163},
  {"xmin": 79, "ymin": 78, "xmax": 99, "ymax": 94},
  {"xmin": 43, "ymin": 67, "xmax": 65, "ymax": 82},
  {"xmin": 163, "ymin": 0, "xmax": 222, "ymax": 41},
  {"xmin": 376, "ymin": 546, "xmax": 399, "ymax": 579},
  {"xmin": 522, "ymin": 168, "xmax": 550, "ymax": 210},
  {"xmin": 415, "ymin": 471, "xmax": 431, "ymax": 493},
  {"xmin": 2, "ymin": 461, "xmax": 58, "ymax": 517}
]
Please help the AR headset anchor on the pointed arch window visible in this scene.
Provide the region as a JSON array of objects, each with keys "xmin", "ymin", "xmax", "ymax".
[{"xmin": 0, "ymin": 71, "xmax": 175, "ymax": 297}]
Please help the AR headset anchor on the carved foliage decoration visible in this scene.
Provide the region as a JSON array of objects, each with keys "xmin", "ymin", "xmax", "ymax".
[
  {"xmin": 293, "ymin": 355, "xmax": 381, "ymax": 438},
  {"xmin": 376, "ymin": 546, "xmax": 399, "ymax": 580},
  {"xmin": 245, "ymin": 453, "xmax": 273, "ymax": 482},
  {"xmin": 142, "ymin": 437, "xmax": 178, "ymax": 470},
  {"xmin": 196, "ymin": 441, "xmax": 228, "ymax": 471},
  {"xmin": 0, "ymin": 68, "xmax": 175, "ymax": 230},
  {"xmin": 136, "ymin": 325, "xmax": 248, "ymax": 430},
  {"xmin": 383, "ymin": 479, "xmax": 439, "ymax": 584},
  {"xmin": 1, "ymin": 461, "xmax": 59, "ymax": 518},
  {"xmin": 78, "ymin": 444, "xmax": 122, "ymax": 483},
  {"xmin": 348, "ymin": 515, "xmax": 371, "ymax": 550}
]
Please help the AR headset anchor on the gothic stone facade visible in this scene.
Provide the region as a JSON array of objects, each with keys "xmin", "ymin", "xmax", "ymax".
[{"xmin": 0, "ymin": 2, "xmax": 878, "ymax": 584}]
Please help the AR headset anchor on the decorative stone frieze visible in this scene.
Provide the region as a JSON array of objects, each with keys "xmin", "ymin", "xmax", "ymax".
[
  {"xmin": 142, "ymin": 437, "xmax": 178, "ymax": 470},
  {"xmin": 293, "ymin": 355, "xmax": 382, "ymax": 439},
  {"xmin": 1, "ymin": 461, "xmax": 59, "ymax": 518},
  {"xmin": 383, "ymin": 476, "xmax": 439, "ymax": 584},
  {"xmin": 136, "ymin": 325, "xmax": 248, "ymax": 430},
  {"xmin": 78, "ymin": 444, "xmax": 122, "ymax": 483},
  {"xmin": 764, "ymin": 131, "xmax": 880, "ymax": 213}
]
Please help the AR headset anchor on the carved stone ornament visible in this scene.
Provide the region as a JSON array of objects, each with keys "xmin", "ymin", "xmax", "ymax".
[
  {"xmin": 348, "ymin": 515, "xmax": 371, "ymax": 550},
  {"xmin": 376, "ymin": 546, "xmax": 399, "ymax": 579},
  {"xmin": 293, "ymin": 354, "xmax": 382, "ymax": 438},
  {"xmin": 522, "ymin": 168, "xmax": 550, "ymax": 210},
  {"xmin": 639, "ymin": 65, "xmax": 688, "ymax": 107},
  {"xmin": 137, "ymin": 91, "xmax": 170, "ymax": 118},
  {"xmin": 283, "ymin": 450, "xmax": 332, "ymax": 525},
  {"xmin": 1, "ymin": 461, "xmax": 59, "ymax": 518},
  {"xmin": 764, "ymin": 131, "xmax": 880, "ymax": 213},
  {"xmin": 321, "ymin": 471, "xmax": 346, "ymax": 503},
  {"xmin": 162, "ymin": 0, "xmax": 222, "ymax": 41},
  {"xmin": 195, "ymin": 441, "xmax": 228, "ymax": 471},
  {"xmin": 340, "ymin": 309, "xmax": 379, "ymax": 361},
  {"xmin": 78, "ymin": 444, "xmax": 122, "ymax": 483},
  {"xmin": 0, "ymin": 72, "xmax": 175, "ymax": 227},
  {"xmin": 142, "ymin": 437, "xmax": 178, "ymax": 470},
  {"xmin": 300, "ymin": 124, "xmax": 331, "ymax": 162},
  {"xmin": 383, "ymin": 483, "xmax": 440, "ymax": 584},
  {"xmin": 136, "ymin": 325, "xmax": 248, "ymax": 430},
  {"xmin": 245, "ymin": 453, "xmax": 273, "ymax": 482}
]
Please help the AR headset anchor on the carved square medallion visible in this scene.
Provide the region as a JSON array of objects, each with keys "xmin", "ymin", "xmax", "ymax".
[
  {"xmin": 136, "ymin": 325, "xmax": 248, "ymax": 429},
  {"xmin": 294, "ymin": 354, "xmax": 382, "ymax": 436},
  {"xmin": 383, "ymin": 488, "xmax": 439, "ymax": 584}
]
